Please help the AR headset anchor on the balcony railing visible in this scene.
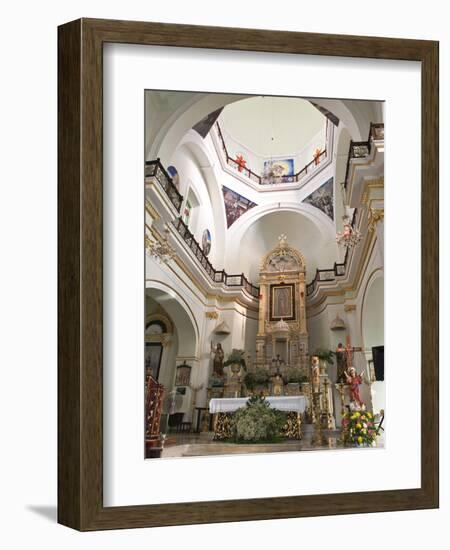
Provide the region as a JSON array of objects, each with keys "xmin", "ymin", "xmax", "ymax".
[
  {"xmin": 344, "ymin": 123, "xmax": 384, "ymax": 189},
  {"xmin": 145, "ymin": 159, "xmax": 183, "ymax": 211},
  {"xmin": 215, "ymin": 122, "xmax": 327, "ymax": 185},
  {"xmin": 174, "ymin": 217, "xmax": 260, "ymax": 298},
  {"xmin": 147, "ymin": 156, "xmax": 355, "ymax": 300}
]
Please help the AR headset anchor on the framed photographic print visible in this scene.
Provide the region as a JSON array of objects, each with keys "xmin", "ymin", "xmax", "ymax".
[{"xmin": 58, "ymin": 18, "xmax": 439, "ymax": 531}]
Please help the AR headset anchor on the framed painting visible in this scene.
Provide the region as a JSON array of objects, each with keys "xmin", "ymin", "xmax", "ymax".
[{"xmin": 58, "ymin": 18, "xmax": 438, "ymax": 531}]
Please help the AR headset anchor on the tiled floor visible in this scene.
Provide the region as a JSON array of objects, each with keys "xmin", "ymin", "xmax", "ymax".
[{"xmin": 159, "ymin": 428, "xmax": 366, "ymax": 458}]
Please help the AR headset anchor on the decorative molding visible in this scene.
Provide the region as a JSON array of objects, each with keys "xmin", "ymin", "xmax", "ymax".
[
  {"xmin": 368, "ymin": 208, "xmax": 385, "ymax": 232},
  {"xmin": 344, "ymin": 304, "xmax": 357, "ymax": 312},
  {"xmin": 205, "ymin": 311, "xmax": 219, "ymax": 319}
]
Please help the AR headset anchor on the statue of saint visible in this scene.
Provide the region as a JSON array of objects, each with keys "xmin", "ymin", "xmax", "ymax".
[
  {"xmin": 211, "ymin": 342, "xmax": 225, "ymax": 377},
  {"xmin": 311, "ymin": 356, "xmax": 320, "ymax": 392},
  {"xmin": 344, "ymin": 367, "xmax": 364, "ymax": 406},
  {"xmin": 336, "ymin": 342, "xmax": 347, "ymax": 383}
]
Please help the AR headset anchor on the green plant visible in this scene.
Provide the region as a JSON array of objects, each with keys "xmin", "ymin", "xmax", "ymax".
[
  {"xmin": 286, "ymin": 369, "xmax": 308, "ymax": 384},
  {"xmin": 314, "ymin": 348, "xmax": 336, "ymax": 364},
  {"xmin": 232, "ymin": 396, "xmax": 285, "ymax": 442},
  {"xmin": 243, "ymin": 368, "xmax": 270, "ymax": 390},
  {"xmin": 223, "ymin": 349, "xmax": 247, "ymax": 371}
]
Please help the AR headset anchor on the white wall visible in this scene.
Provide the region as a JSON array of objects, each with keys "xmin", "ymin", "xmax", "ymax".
[{"xmin": 2, "ymin": 2, "xmax": 448, "ymax": 550}]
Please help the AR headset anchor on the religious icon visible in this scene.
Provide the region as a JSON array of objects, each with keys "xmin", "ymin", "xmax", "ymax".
[
  {"xmin": 344, "ymin": 367, "xmax": 364, "ymax": 406},
  {"xmin": 202, "ymin": 229, "xmax": 212, "ymax": 256},
  {"xmin": 272, "ymin": 285, "xmax": 293, "ymax": 319},
  {"xmin": 211, "ymin": 342, "xmax": 225, "ymax": 377}
]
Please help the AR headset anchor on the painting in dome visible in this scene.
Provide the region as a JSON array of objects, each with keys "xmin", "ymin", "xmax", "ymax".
[
  {"xmin": 222, "ymin": 186, "xmax": 257, "ymax": 228},
  {"xmin": 303, "ymin": 177, "xmax": 334, "ymax": 220}
]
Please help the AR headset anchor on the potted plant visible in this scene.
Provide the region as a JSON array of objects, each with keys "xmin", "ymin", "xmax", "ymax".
[
  {"xmin": 243, "ymin": 368, "xmax": 270, "ymax": 395},
  {"xmin": 223, "ymin": 349, "xmax": 247, "ymax": 379},
  {"xmin": 314, "ymin": 348, "xmax": 336, "ymax": 374}
]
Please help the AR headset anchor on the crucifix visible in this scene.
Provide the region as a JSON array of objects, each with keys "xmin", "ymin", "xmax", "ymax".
[{"xmin": 336, "ymin": 335, "xmax": 362, "ymax": 383}]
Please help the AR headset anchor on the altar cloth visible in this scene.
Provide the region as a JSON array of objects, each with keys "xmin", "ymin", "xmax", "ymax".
[{"xmin": 209, "ymin": 395, "xmax": 307, "ymax": 414}]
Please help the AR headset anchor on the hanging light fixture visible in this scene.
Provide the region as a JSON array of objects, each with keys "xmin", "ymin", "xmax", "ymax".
[
  {"xmin": 146, "ymin": 227, "xmax": 176, "ymax": 263},
  {"xmin": 336, "ymin": 214, "xmax": 362, "ymax": 249}
]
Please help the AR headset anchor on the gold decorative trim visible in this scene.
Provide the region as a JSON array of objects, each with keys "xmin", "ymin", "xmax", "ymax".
[
  {"xmin": 205, "ymin": 311, "xmax": 219, "ymax": 319},
  {"xmin": 368, "ymin": 208, "xmax": 384, "ymax": 232},
  {"xmin": 344, "ymin": 304, "xmax": 357, "ymax": 312}
]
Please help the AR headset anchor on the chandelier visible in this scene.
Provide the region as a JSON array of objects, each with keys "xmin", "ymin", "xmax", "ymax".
[
  {"xmin": 336, "ymin": 215, "xmax": 362, "ymax": 249},
  {"xmin": 146, "ymin": 227, "xmax": 176, "ymax": 263}
]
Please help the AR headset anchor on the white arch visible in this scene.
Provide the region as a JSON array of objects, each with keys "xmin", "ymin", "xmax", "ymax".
[
  {"xmin": 360, "ymin": 269, "xmax": 384, "ymax": 351},
  {"xmin": 145, "ymin": 280, "xmax": 199, "ymax": 358},
  {"xmin": 226, "ymin": 201, "xmax": 335, "ymax": 246}
]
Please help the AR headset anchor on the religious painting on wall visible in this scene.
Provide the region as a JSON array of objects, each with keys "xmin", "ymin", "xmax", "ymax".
[
  {"xmin": 263, "ymin": 158, "xmax": 294, "ymax": 177},
  {"xmin": 270, "ymin": 283, "xmax": 295, "ymax": 320},
  {"xmin": 166, "ymin": 165, "xmax": 180, "ymax": 189},
  {"xmin": 181, "ymin": 199, "xmax": 192, "ymax": 226},
  {"xmin": 144, "ymin": 88, "xmax": 386, "ymax": 462},
  {"xmin": 202, "ymin": 229, "xmax": 211, "ymax": 256},
  {"xmin": 145, "ymin": 343, "xmax": 163, "ymax": 380},
  {"xmin": 175, "ymin": 363, "xmax": 192, "ymax": 386},
  {"xmin": 303, "ymin": 177, "xmax": 334, "ymax": 220},
  {"xmin": 222, "ymin": 185, "xmax": 257, "ymax": 228}
]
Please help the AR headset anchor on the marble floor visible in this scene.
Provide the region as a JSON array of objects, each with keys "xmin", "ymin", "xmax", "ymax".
[{"xmin": 160, "ymin": 426, "xmax": 355, "ymax": 458}]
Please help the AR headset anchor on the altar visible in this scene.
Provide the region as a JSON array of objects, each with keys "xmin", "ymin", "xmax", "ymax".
[
  {"xmin": 209, "ymin": 395, "xmax": 307, "ymax": 441},
  {"xmin": 210, "ymin": 395, "xmax": 307, "ymax": 413}
]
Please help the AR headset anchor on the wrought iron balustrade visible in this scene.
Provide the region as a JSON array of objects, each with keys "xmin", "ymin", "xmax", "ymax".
[
  {"xmin": 174, "ymin": 217, "xmax": 260, "ymax": 298},
  {"xmin": 344, "ymin": 122, "xmax": 384, "ymax": 189},
  {"xmin": 216, "ymin": 122, "xmax": 327, "ymax": 185},
  {"xmin": 145, "ymin": 159, "xmax": 183, "ymax": 211}
]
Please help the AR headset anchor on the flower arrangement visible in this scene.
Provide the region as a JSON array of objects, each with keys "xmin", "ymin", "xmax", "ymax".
[
  {"xmin": 341, "ymin": 409, "xmax": 379, "ymax": 446},
  {"xmin": 232, "ymin": 395, "xmax": 285, "ymax": 443}
]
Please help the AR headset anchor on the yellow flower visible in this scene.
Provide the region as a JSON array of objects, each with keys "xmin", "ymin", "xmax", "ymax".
[
  {"xmin": 357, "ymin": 436, "xmax": 363, "ymax": 444},
  {"xmin": 367, "ymin": 412, "xmax": 372, "ymax": 418},
  {"xmin": 355, "ymin": 412, "xmax": 361, "ymax": 417},
  {"xmin": 361, "ymin": 428, "xmax": 367, "ymax": 434},
  {"xmin": 356, "ymin": 423, "xmax": 362, "ymax": 429}
]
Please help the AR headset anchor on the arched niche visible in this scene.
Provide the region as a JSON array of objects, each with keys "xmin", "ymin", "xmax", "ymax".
[
  {"xmin": 361, "ymin": 272, "xmax": 384, "ymax": 351},
  {"xmin": 146, "ymin": 286, "xmax": 198, "ymax": 358}
]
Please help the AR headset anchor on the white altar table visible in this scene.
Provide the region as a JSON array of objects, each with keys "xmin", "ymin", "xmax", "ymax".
[{"xmin": 209, "ymin": 395, "xmax": 307, "ymax": 414}]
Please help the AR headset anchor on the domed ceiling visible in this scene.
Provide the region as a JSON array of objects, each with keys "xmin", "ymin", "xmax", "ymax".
[{"xmin": 219, "ymin": 96, "xmax": 326, "ymax": 157}]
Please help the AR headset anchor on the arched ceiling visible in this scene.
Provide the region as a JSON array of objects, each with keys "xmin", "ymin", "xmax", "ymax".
[
  {"xmin": 234, "ymin": 210, "xmax": 338, "ymax": 282},
  {"xmin": 219, "ymin": 96, "xmax": 326, "ymax": 157}
]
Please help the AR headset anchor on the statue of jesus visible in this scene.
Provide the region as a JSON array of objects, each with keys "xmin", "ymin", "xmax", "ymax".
[{"xmin": 344, "ymin": 367, "xmax": 364, "ymax": 406}]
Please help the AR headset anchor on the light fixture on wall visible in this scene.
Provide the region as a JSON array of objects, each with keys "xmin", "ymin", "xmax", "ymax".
[
  {"xmin": 335, "ymin": 214, "xmax": 362, "ymax": 249},
  {"xmin": 146, "ymin": 227, "xmax": 176, "ymax": 264}
]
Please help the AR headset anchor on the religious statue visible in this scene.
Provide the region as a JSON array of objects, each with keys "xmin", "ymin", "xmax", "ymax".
[
  {"xmin": 271, "ymin": 372, "xmax": 284, "ymax": 396},
  {"xmin": 344, "ymin": 367, "xmax": 364, "ymax": 406},
  {"xmin": 211, "ymin": 342, "xmax": 225, "ymax": 377},
  {"xmin": 311, "ymin": 356, "xmax": 320, "ymax": 392},
  {"xmin": 335, "ymin": 342, "xmax": 347, "ymax": 383}
]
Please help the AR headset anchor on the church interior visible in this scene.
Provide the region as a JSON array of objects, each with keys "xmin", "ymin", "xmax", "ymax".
[{"xmin": 144, "ymin": 92, "xmax": 385, "ymax": 459}]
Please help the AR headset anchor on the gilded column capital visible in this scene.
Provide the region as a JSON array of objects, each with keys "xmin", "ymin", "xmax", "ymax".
[{"xmin": 368, "ymin": 207, "xmax": 385, "ymax": 232}]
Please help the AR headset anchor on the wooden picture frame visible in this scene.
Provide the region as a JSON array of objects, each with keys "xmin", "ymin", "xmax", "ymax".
[{"xmin": 58, "ymin": 18, "xmax": 439, "ymax": 531}]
